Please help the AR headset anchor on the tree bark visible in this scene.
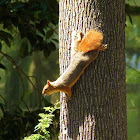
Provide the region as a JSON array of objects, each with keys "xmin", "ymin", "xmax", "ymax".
[{"xmin": 59, "ymin": 0, "xmax": 127, "ymax": 140}]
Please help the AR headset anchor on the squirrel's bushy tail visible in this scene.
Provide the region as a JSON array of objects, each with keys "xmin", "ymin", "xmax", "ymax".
[{"xmin": 78, "ymin": 30, "xmax": 103, "ymax": 53}]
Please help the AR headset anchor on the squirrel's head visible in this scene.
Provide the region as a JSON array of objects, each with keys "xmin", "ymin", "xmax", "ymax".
[{"xmin": 42, "ymin": 80, "xmax": 57, "ymax": 96}]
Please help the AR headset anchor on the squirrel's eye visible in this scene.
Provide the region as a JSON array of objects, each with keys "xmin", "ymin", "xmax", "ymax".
[{"xmin": 45, "ymin": 88, "xmax": 47, "ymax": 91}]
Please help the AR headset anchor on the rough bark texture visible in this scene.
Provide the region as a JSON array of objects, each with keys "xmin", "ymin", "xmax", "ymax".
[{"xmin": 59, "ymin": 0, "xmax": 127, "ymax": 140}]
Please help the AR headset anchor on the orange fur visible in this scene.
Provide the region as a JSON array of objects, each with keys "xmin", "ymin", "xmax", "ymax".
[{"xmin": 78, "ymin": 30, "xmax": 103, "ymax": 53}]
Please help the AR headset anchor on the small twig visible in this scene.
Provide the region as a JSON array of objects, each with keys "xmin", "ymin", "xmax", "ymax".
[
  {"xmin": 21, "ymin": 99, "xmax": 31, "ymax": 112},
  {"xmin": 0, "ymin": 51, "xmax": 26, "ymax": 106},
  {"xmin": 28, "ymin": 75, "xmax": 41, "ymax": 110},
  {"xmin": 0, "ymin": 51, "xmax": 31, "ymax": 111},
  {"xmin": 28, "ymin": 75, "xmax": 40, "ymax": 92},
  {"xmin": 48, "ymin": 24, "xmax": 58, "ymax": 35},
  {"xmin": 13, "ymin": 27, "xmax": 20, "ymax": 37},
  {"xmin": 132, "ymin": 0, "xmax": 137, "ymax": 6},
  {"xmin": 0, "ymin": 55, "xmax": 4, "ymax": 61},
  {"xmin": 0, "ymin": 94, "xmax": 7, "ymax": 108},
  {"xmin": 18, "ymin": 69, "xmax": 40, "ymax": 92},
  {"xmin": 0, "ymin": 51, "xmax": 42, "ymax": 111},
  {"xmin": 126, "ymin": 64, "xmax": 140, "ymax": 75}
]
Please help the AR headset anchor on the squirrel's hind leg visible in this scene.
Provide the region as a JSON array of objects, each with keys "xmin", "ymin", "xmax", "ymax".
[{"xmin": 71, "ymin": 31, "xmax": 83, "ymax": 58}]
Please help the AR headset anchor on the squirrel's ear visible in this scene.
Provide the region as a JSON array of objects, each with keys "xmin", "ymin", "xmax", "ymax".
[{"xmin": 47, "ymin": 80, "xmax": 51, "ymax": 86}]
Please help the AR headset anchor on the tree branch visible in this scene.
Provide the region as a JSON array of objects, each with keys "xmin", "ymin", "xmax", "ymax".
[
  {"xmin": 126, "ymin": 4, "xmax": 140, "ymax": 16},
  {"xmin": 0, "ymin": 51, "xmax": 40, "ymax": 111},
  {"xmin": 126, "ymin": 64, "xmax": 140, "ymax": 75}
]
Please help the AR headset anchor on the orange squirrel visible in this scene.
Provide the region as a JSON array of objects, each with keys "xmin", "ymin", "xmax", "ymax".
[{"xmin": 42, "ymin": 30, "xmax": 107, "ymax": 99}]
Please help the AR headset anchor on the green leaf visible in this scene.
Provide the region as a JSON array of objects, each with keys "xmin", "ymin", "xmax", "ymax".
[
  {"xmin": 19, "ymin": 42, "xmax": 28, "ymax": 58},
  {"xmin": 44, "ymin": 107, "xmax": 51, "ymax": 111},
  {"xmin": 43, "ymin": 42, "xmax": 56, "ymax": 58},
  {"xmin": 36, "ymin": 24, "xmax": 45, "ymax": 36},
  {"xmin": 46, "ymin": 30, "xmax": 54, "ymax": 38},
  {"xmin": 52, "ymin": 38, "xmax": 59, "ymax": 43},
  {"xmin": 0, "ymin": 31, "xmax": 13, "ymax": 47},
  {"xmin": 26, "ymin": 31, "xmax": 37, "ymax": 47},
  {"xmin": 34, "ymin": 11, "xmax": 43, "ymax": 19},
  {"xmin": 0, "ymin": 63, "xmax": 7, "ymax": 70},
  {"xmin": 11, "ymin": 3, "xmax": 25, "ymax": 11},
  {"xmin": 23, "ymin": 134, "xmax": 45, "ymax": 140}
]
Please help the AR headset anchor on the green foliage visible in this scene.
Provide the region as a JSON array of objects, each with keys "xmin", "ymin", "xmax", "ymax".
[
  {"xmin": 127, "ymin": 93, "xmax": 140, "ymax": 140},
  {"xmin": 0, "ymin": 31, "xmax": 13, "ymax": 47},
  {"xmin": 126, "ymin": 0, "xmax": 140, "ymax": 6},
  {"xmin": 0, "ymin": 101, "xmax": 60, "ymax": 140},
  {"xmin": 24, "ymin": 134, "xmax": 46, "ymax": 140},
  {"xmin": 0, "ymin": 0, "xmax": 58, "ymax": 62},
  {"xmin": 126, "ymin": 68, "xmax": 140, "ymax": 84},
  {"xmin": 0, "ymin": 0, "xmax": 59, "ymax": 116},
  {"xmin": 24, "ymin": 101, "xmax": 60, "ymax": 140},
  {"xmin": 0, "ymin": 103, "xmax": 40, "ymax": 140},
  {"xmin": 125, "ymin": 7, "xmax": 140, "ymax": 139},
  {"xmin": 126, "ymin": 17, "xmax": 140, "ymax": 49}
]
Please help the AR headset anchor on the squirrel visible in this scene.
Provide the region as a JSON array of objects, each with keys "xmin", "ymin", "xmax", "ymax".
[{"xmin": 42, "ymin": 29, "xmax": 107, "ymax": 99}]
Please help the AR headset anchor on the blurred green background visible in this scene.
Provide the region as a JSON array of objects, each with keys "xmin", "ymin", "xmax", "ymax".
[
  {"xmin": 0, "ymin": 0, "xmax": 140, "ymax": 140},
  {"xmin": 126, "ymin": 1, "xmax": 140, "ymax": 139}
]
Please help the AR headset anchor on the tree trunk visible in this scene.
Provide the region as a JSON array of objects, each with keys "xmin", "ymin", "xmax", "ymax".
[{"xmin": 59, "ymin": 0, "xmax": 127, "ymax": 140}]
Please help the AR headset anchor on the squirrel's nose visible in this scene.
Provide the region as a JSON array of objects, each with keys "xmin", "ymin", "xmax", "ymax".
[{"xmin": 42, "ymin": 87, "xmax": 46, "ymax": 94}]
